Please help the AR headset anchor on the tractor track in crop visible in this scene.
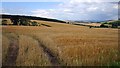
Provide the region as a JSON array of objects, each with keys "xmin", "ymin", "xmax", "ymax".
[
  {"xmin": 3, "ymin": 34, "xmax": 19, "ymax": 66},
  {"xmin": 3, "ymin": 34, "xmax": 64, "ymax": 67},
  {"xmin": 28, "ymin": 35, "xmax": 63, "ymax": 66}
]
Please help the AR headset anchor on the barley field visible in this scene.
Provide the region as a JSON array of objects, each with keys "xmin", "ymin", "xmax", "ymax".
[{"xmin": 2, "ymin": 20, "xmax": 119, "ymax": 66}]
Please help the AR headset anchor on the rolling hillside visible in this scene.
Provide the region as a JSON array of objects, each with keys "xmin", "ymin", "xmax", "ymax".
[{"xmin": 1, "ymin": 18, "xmax": 119, "ymax": 66}]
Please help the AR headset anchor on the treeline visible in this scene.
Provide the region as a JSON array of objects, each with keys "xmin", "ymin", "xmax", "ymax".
[
  {"xmin": 73, "ymin": 20, "xmax": 120, "ymax": 29},
  {"xmin": 0, "ymin": 14, "xmax": 66, "ymax": 23},
  {"xmin": 74, "ymin": 23, "xmax": 100, "ymax": 28},
  {"xmin": 2, "ymin": 18, "xmax": 41, "ymax": 26},
  {"xmin": 100, "ymin": 20, "xmax": 120, "ymax": 28}
]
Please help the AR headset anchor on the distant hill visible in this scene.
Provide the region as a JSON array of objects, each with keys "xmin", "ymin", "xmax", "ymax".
[{"xmin": 73, "ymin": 20, "xmax": 103, "ymax": 23}]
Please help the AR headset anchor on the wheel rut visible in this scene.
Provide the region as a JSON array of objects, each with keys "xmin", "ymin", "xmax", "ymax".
[
  {"xmin": 3, "ymin": 35, "xmax": 19, "ymax": 66},
  {"xmin": 39, "ymin": 42, "xmax": 61, "ymax": 66},
  {"xmin": 29, "ymin": 36, "xmax": 63, "ymax": 66},
  {"xmin": 3, "ymin": 34, "xmax": 64, "ymax": 66}
]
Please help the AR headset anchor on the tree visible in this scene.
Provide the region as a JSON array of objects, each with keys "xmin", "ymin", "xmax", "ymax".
[
  {"xmin": 30, "ymin": 21, "xmax": 40, "ymax": 26},
  {"xmin": 10, "ymin": 17, "xmax": 31, "ymax": 26},
  {"xmin": 19, "ymin": 17, "xmax": 30, "ymax": 26},
  {"xmin": 100, "ymin": 24, "xmax": 108, "ymax": 28},
  {"xmin": 10, "ymin": 17, "xmax": 20, "ymax": 25},
  {"xmin": 111, "ymin": 20, "xmax": 120, "ymax": 28}
]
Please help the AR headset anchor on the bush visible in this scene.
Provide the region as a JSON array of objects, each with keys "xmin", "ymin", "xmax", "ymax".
[
  {"xmin": 10, "ymin": 17, "xmax": 31, "ymax": 26},
  {"xmin": 19, "ymin": 18, "xmax": 30, "ymax": 26},
  {"xmin": 31, "ymin": 21, "xmax": 40, "ymax": 26},
  {"xmin": 103, "ymin": 22, "xmax": 108, "ymax": 24},
  {"xmin": 2, "ymin": 20, "xmax": 9, "ymax": 25},
  {"xmin": 10, "ymin": 17, "xmax": 41, "ymax": 26},
  {"xmin": 100, "ymin": 24, "xmax": 108, "ymax": 28}
]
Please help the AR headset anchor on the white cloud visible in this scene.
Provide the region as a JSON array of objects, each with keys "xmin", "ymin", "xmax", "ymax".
[
  {"xmin": 113, "ymin": 4, "xmax": 118, "ymax": 9},
  {"xmin": 31, "ymin": 1, "xmax": 118, "ymax": 21},
  {"xmin": 2, "ymin": 0, "xmax": 119, "ymax": 2},
  {"xmin": 87, "ymin": 7, "xmax": 98, "ymax": 12},
  {"xmin": 2, "ymin": 0, "xmax": 118, "ymax": 21},
  {"xmin": 63, "ymin": 9, "xmax": 72, "ymax": 12},
  {"xmin": 1, "ymin": 0, "xmax": 62, "ymax": 2},
  {"xmin": 62, "ymin": 0, "xmax": 119, "ymax": 3},
  {"xmin": 0, "ymin": 13, "xmax": 10, "ymax": 14},
  {"xmin": 31, "ymin": 9, "xmax": 57, "ymax": 19}
]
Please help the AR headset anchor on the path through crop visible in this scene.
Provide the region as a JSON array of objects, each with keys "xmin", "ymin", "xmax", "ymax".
[
  {"xmin": 3, "ymin": 35, "xmax": 19, "ymax": 66},
  {"xmin": 3, "ymin": 34, "xmax": 64, "ymax": 66},
  {"xmin": 29, "ymin": 35, "xmax": 63, "ymax": 66}
]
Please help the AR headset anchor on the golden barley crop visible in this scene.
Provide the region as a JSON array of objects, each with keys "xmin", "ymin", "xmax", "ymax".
[{"xmin": 2, "ymin": 20, "xmax": 119, "ymax": 66}]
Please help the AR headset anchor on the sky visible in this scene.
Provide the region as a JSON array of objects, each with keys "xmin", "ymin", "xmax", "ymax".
[{"xmin": 1, "ymin": 0, "xmax": 119, "ymax": 21}]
